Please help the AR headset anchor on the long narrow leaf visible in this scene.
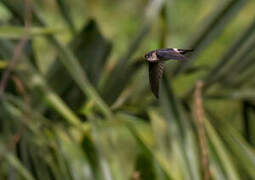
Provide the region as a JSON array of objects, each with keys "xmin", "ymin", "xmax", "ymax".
[{"xmin": 172, "ymin": 0, "xmax": 249, "ymax": 76}]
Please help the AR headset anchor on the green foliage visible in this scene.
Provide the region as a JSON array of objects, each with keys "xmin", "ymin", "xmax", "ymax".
[{"xmin": 0, "ymin": 0, "xmax": 255, "ymax": 179}]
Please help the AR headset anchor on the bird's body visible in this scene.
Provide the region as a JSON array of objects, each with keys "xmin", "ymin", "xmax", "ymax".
[{"xmin": 144, "ymin": 48, "xmax": 193, "ymax": 98}]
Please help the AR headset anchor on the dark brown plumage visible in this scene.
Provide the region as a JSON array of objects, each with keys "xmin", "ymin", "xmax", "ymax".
[{"xmin": 145, "ymin": 48, "xmax": 193, "ymax": 98}]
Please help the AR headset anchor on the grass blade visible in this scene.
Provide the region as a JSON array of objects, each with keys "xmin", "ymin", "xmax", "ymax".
[
  {"xmin": 0, "ymin": 26, "xmax": 61, "ymax": 39},
  {"xmin": 56, "ymin": 0, "xmax": 76, "ymax": 35},
  {"xmin": 2, "ymin": 0, "xmax": 113, "ymax": 118},
  {"xmin": 160, "ymin": 76, "xmax": 200, "ymax": 179},
  {"xmin": 172, "ymin": 0, "xmax": 249, "ymax": 76},
  {"xmin": 100, "ymin": 0, "xmax": 165, "ymax": 104},
  {"xmin": 204, "ymin": 17, "xmax": 255, "ymax": 85},
  {"xmin": 205, "ymin": 118, "xmax": 241, "ymax": 180}
]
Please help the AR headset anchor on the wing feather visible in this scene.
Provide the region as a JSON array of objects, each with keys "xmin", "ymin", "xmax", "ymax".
[
  {"xmin": 156, "ymin": 49, "xmax": 188, "ymax": 60},
  {"xmin": 149, "ymin": 62, "xmax": 164, "ymax": 98}
]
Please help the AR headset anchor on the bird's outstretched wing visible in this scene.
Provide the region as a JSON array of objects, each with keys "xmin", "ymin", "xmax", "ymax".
[
  {"xmin": 149, "ymin": 62, "xmax": 164, "ymax": 98},
  {"xmin": 156, "ymin": 49, "xmax": 188, "ymax": 60}
]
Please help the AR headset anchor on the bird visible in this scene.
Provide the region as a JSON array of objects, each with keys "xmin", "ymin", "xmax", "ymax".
[{"xmin": 144, "ymin": 48, "xmax": 193, "ymax": 98}]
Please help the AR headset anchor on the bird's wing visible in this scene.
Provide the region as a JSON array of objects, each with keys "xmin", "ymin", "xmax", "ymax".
[
  {"xmin": 149, "ymin": 62, "xmax": 164, "ymax": 98},
  {"xmin": 156, "ymin": 49, "xmax": 188, "ymax": 60}
]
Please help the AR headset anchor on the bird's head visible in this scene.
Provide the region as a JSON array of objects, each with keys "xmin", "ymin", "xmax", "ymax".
[
  {"xmin": 144, "ymin": 52, "xmax": 151, "ymax": 59},
  {"xmin": 144, "ymin": 51, "xmax": 157, "ymax": 62}
]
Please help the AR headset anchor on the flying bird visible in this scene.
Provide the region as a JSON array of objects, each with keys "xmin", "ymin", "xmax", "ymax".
[{"xmin": 144, "ymin": 48, "xmax": 193, "ymax": 98}]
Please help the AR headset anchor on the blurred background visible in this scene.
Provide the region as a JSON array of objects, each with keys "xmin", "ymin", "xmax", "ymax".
[{"xmin": 0, "ymin": 0, "xmax": 255, "ymax": 179}]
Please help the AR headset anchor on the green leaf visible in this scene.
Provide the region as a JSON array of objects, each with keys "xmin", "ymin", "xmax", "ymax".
[
  {"xmin": 205, "ymin": 118, "xmax": 241, "ymax": 180},
  {"xmin": 56, "ymin": 0, "xmax": 76, "ymax": 35},
  {"xmin": 204, "ymin": 18, "xmax": 255, "ymax": 86},
  {"xmin": 159, "ymin": 76, "xmax": 200, "ymax": 180},
  {"xmin": 44, "ymin": 20, "xmax": 112, "ymax": 111},
  {"xmin": 118, "ymin": 112, "xmax": 173, "ymax": 179},
  {"xmin": 2, "ymin": 0, "xmax": 113, "ymax": 118},
  {"xmin": 172, "ymin": 0, "xmax": 249, "ymax": 76},
  {"xmin": 0, "ymin": 26, "xmax": 61, "ymax": 39},
  {"xmin": 5, "ymin": 153, "xmax": 36, "ymax": 180},
  {"xmin": 100, "ymin": 0, "xmax": 166, "ymax": 105},
  {"xmin": 219, "ymin": 122, "xmax": 255, "ymax": 178}
]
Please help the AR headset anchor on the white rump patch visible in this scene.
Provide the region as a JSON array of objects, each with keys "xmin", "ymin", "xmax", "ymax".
[{"xmin": 173, "ymin": 48, "xmax": 179, "ymax": 52}]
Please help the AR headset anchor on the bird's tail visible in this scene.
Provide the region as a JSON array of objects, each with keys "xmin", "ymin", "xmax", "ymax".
[{"xmin": 178, "ymin": 49, "xmax": 193, "ymax": 54}]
